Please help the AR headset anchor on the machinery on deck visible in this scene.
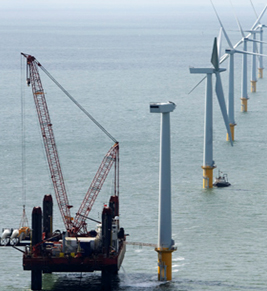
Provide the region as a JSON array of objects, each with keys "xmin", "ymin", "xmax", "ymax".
[{"xmin": 20, "ymin": 53, "xmax": 126, "ymax": 290}]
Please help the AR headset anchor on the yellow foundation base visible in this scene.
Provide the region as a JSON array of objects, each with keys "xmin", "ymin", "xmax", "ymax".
[
  {"xmin": 226, "ymin": 123, "xmax": 236, "ymax": 141},
  {"xmin": 240, "ymin": 98, "xmax": 248, "ymax": 112},
  {"xmin": 251, "ymin": 80, "xmax": 257, "ymax": 92},
  {"xmin": 155, "ymin": 247, "xmax": 176, "ymax": 281},
  {"xmin": 258, "ymin": 68, "xmax": 263, "ymax": 79},
  {"xmin": 201, "ymin": 165, "xmax": 215, "ymax": 189}
]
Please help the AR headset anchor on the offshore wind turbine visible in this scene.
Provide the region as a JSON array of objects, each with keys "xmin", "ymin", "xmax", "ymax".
[
  {"xmin": 250, "ymin": 0, "xmax": 267, "ymax": 79},
  {"xmin": 211, "ymin": 1, "xmax": 267, "ymax": 138},
  {"xmin": 190, "ymin": 38, "xmax": 233, "ymax": 189},
  {"xmin": 227, "ymin": 1, "xmax": 267, "ymax": 112},
  {"xmin": 245, "ymin": 29, "xmax": 266, "ymax": 92},
  {"xmin": 212, "ymin": 2, "xmax": 244, "ymax": 140},
  {"xmin": 250, "ymin": 30, "xmax": 260, "ymax": 92},
  {"xmin": 250, "ymin": 0, "xmax": 259, "ymax": 84},
  {"xmin": 258, "ymin": 25, "xmax": 265, "ymax": 78},
  {"xmin": 231, "ymin": 7, "xmax": 267, "ymax": 111},
  {"xmin": 189, "ymin": 5, "xmax": 267, "ymax": 106},
  {"xmin": 248, "ymin": 4, "xmax": 267, "ymax": 91},
  {"xmin": 234, "ymin": 17, "xmax": 250, "ymax": 112},
  {"xmin": 150, "ymin": 101, "xmax": 176, "ymax": 281}
]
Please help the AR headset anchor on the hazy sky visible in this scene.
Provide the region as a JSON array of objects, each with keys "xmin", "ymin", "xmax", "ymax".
[{"xmin": 1, "ymin": 0, "xmax": 266, "ymax": 10}]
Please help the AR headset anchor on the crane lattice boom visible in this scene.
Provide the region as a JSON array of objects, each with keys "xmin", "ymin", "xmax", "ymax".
[
  {"xmin": 73, "ymin": 142, "xmax": 119, "ymax": 235},
  {"xmin": 22, "ymin": 53, "xmax": 73, "ymax": 231}
]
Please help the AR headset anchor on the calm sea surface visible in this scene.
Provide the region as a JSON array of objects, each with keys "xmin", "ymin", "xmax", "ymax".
[{"xmin": 1, "ymin": 4, "xmax": 267, "ymax": 290}]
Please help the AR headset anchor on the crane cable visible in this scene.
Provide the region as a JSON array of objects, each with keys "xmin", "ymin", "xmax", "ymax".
[
  {"xmin": 20, "ymin": 54, "xmax": 29, "ymax": 227},
  {"xmin": 20, "ymin": 55, "xmax": 26, "ymax": 207},
  {"xmin": 38, "ymin": 63, "xmax": 118, "ymax": 144}
]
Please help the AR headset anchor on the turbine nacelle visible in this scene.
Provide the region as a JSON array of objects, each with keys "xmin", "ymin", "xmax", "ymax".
[
  {"xmin": 225, "ymin": 48, "xmax": 235, "ymax": 55},
  {"xmin": 150, "ymin": 102, "xmax": 176, "ymax": 113},
  {"xmin": 257, "ymin": 24, "xmax": 267, "ymax": 28}
]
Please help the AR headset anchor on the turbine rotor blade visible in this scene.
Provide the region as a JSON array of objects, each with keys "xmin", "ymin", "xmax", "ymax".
[
  {"xmin": 188, "ymin": 75, "xmax": 207, "ymax": 94},
  {"xmin": 210, "ymin": 0, "xmax": 233, "ymax": 48},
  {"xmin": 230, "ymin": 0, "xmax": 245, "ymax": 38},
  {"xmin": 233, "ymin": 48, "xmax": 267, "ymax": 57},
  {"xmin": 220, "ymin": 53, "xmax": 229, "ymax": 64},
  {"xmin": 214, "ymin": 72, "xmax": 233, "ymax": 146},
  {"xmin": 211, "ymin": 37, "xmax": 219, "ymax": 70},
  {"xmin": 246, "ymin": 38, "xmax": 267, "ymax": 45},
  {"xmin": 233, "ymin": 38, "xmax": 244, "ymax": 49},
  {"xmin": 250, "ymin": 0, "xmax": 258, "ymax": 18},
  {"xmin": 250, "ymin": 5, "xmax": 267, "ymax": 30},
  {"xmin": 217, "ymin": 27, "xmax": 223, "ymax": 58}
]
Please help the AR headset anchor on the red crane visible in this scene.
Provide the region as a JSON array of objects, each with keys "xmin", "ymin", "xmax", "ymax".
[
  {"xmin": 72, "ymin": 142, "xmax": 119, "ymax": 235},
  {"xmin": 21, "ymin": 53, "xmax": 119, "ymax": 235}
]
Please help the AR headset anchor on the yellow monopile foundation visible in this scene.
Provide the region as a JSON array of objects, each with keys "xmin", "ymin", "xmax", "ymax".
[
  {"xmin": 251, "ymin": 80, "xmax": 257, "ymax": 92},
  {"xmin": 155, "ymin": 247, "xmax": 176, "ymax": 281},
  {"xmin": 201, "ymin": 165, "xmax": 215, "ymax": 188},
  {"xmin": 258, "ymin": 68, "xmax": 263, "ymax": 79},
  {"xmin": 240, "ymin": 98, "xmax": 248, "ymax": 112},
  {"xmin": 226, "ymin": 123, "xmax": 236, "ymax": 141}
]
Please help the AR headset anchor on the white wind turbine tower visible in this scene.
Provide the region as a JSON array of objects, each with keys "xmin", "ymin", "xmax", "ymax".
[
  {"xmin": 231, "ymin": 4, "xmax": 267, "ymax": 112},
  {"xmin": 250, "ymin": 30, "xmax": 260, "ymax": 92},
  {"xmin": 257, "ymin": 24, "xmax": 265, "ymax": 78},
  {"xmin": 189, "ymin": 4, "xmax": 267, "ymax": 112},
  {"xmin": 150, "ymin": 101, "xmax": 176, "ymax": 281},
  {"xmin": 250, "ymin": 0, "xmax": 267, "ymax": 79},
  {"xmin": 248, "ymin": 4, "xmax": 267, "ymax": 92},
  {"xmin": 211, "ymin": 1, "xmax": 267, "ymax": 140},
  {"xmin": 236, "ymin": 23, "xmax": 249, "ymax": 112},
  {"xmin": 190, "ymin": 38, "xmax": 233, "ymax": 189}
]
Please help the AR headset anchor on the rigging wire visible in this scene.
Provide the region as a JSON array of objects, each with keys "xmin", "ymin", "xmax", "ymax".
[
  {"xmin": 20, "ymin": 54, "xmax": 29, "ymax": 227},
  {"xmin": 20, "ymin": 54, "xmax": 26, "ymax": 208},
  {"xmin": 38, "ymin": 63, "xmax": 118, "ymax": 144}
]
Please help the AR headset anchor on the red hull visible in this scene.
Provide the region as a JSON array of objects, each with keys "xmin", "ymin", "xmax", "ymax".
[{"xmin": 23, "ymin": 241, "xmax": 126, "ymax": 273}]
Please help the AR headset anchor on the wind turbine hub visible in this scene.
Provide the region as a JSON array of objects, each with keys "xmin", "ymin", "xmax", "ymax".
[{"xmin": 225, "ymin": 49, "xmax": 235, "ymax": 54}]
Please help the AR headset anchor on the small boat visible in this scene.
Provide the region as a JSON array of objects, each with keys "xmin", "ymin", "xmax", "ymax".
[{"xmin": 213, "ymin": 170, "xmax": 231, "ymax": 187}]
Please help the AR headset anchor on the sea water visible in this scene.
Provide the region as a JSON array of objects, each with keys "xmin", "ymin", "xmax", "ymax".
[{"xmin": 1, "ymin": 3, "xmax": 267, "ymax": 290}]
